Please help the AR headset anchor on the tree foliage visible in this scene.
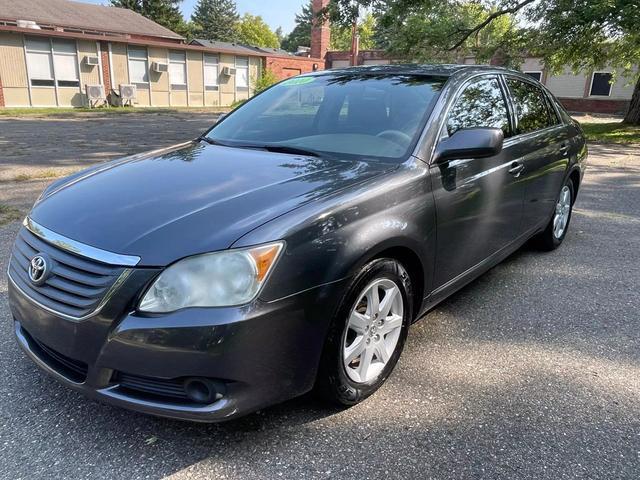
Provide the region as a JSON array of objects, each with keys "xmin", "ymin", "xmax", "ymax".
[
  {"xmin": 281, "ymin": 1, "xmax": 314, "ymax": 52},
  {"xmin": 191, "ymin": 0, "xmax": 240, "ymax": 42},
  {"xmin": 329, "ymin": 0, "xmax": 640, "ymax": 124},
  {"xmin": 110, "ymin": 0, "xmax": 189, "ymax": 36},
  {"xmin": 331, "ymin": 12, "xmax": 377, "ymax": 51},
  {"xmin": 236, "ymin": 13, "xmax": 280, "ymax": 48}
]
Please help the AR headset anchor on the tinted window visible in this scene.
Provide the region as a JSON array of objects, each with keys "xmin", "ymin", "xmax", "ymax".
[
  {"xmin": 446, "ymin": 77, "xmax": 510, "ymax": 137},
  {"xmin": 507, "ymin": 79, "xmax": 554, "ymax": 134},
  {"xmin": 590, "ymin": 72, "xmax": 612, "ymax": 96},
  {"xmin": 208, "ymin": 74, "xmax": 445, "ymax": 160}
]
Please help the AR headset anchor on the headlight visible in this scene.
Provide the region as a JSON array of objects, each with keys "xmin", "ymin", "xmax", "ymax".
[{"xmin": 138, "ymin": 242, "xmax": 283, "ymax": 313}]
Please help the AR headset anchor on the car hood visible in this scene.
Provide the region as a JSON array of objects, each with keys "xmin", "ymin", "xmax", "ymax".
[{"xmin": 30, "ymin": 141, "xmax": 394, "ymax": 265}]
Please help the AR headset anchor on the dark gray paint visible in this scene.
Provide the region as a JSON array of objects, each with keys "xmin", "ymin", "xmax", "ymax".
[{"xmin": 8, "ymin": 65, "xmax": 588, "ymax": 421}]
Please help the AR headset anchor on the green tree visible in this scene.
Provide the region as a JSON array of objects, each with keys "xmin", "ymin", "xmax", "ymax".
[
  {"xmin": 330, "ymin": 12, "xmax": 377, "ymax": 51},
  {"xmin": 329, "ymin": 0, "xmax": 640, "ymax": 124},
  {"xmin": 280, "ymin": 0, "xmax": 313, "ymax": 52},
  {"xmin": 275, "ymin": 27, "xmax": 284, "ymax": 46},
  {"xmin": 191, "ymin": 0, "xmax": 239, "ymax": 42},
  {"xmin": 110, "ymin": 0, "xmax": 187, "ymax": 35},
  {"xmin": 236, "ymin": 13, "xmax": 280, "ymax": 48}
]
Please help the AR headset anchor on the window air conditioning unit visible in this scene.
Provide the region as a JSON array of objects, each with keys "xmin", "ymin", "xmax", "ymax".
[
  {"xmin": 152, "ymin": 61, "xmax": 169, "ymax": 73},
  {"xmin": 85, "ymin": 56, "xmax": 99, "ymax": 66},
  {"xmin": 119, "ymin": 84, "xmax": 137, "ymax": 105},
  {"xmin": 222, "ymin": 66, "xmax": 237, "ymax": 76}
]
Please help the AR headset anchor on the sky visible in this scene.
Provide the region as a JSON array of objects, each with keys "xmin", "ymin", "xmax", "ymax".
[{"xmin": 83, "ymin": 0, "xmax": 305, "ymax": 33}]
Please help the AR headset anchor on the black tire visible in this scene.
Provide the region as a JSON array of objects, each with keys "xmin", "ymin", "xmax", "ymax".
[
  {"xmin": 315, "ymin": 258, "xmax": 413, "ymax": 406},
  {"xmin": 535, "ymin": 178, "xmax": 575, "ymax": 251}
]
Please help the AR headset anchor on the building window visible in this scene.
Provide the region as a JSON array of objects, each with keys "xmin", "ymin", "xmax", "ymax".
[
  {"xmin": 590, "ymin": 72, "xmax": 613, "ymax": 96},
  {"xmin": 169, "ymin": 50, "xmax": 187, "ymax": 90},
  {"xmin": 204, "ymin": 54, "xmax": 219, "ymax": 90},
  {"xmin": 236, "ymin": 56, "xmax": 249, "ymax": 91},
  {"xmin": 25, "ymin": 37, "xmax": 79, "ymax": 88},
  {"xmin": 128, "ymin": 46, "xmax": 149, "ymax": 86},
  {"xmin": 524, "ymin": 71, "xmax": 542, "ymax": 82}
]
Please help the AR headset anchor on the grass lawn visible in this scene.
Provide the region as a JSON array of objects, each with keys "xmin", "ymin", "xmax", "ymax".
[
  {"xmin": 580, "ymin": 122, "xmax": 640, "ymax": 144},
  {"xmin": 0, "ymin": 106, "xmax": 230, "ymax": 117}
]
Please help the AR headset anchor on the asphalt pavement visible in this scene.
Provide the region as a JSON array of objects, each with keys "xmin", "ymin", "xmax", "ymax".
[{"xmin": 0, "ymin": 119, "xmax": 638, "ymax": 479}]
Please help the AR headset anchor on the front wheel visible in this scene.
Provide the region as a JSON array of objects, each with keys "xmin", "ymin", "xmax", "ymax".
[
  {"xmin": 535, "ymin": 179, "xmax": 574, "ymax": 250},
  {"xmin": 315, "ymin": 258, "xmax": 412, "ymax": 406}
]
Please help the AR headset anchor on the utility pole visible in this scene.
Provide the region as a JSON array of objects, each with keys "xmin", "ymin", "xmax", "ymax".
[{"xmin": 350, "ymin": 8, "xmax": 360, "ymax": 66}]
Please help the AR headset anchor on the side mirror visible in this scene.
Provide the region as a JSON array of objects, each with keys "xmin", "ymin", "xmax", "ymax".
[
  {"xmin": 434, "ymin": 127, "xmax": 504, "ymax": 163},
  {"xmin": 216, "ymin": 113, "xmax": 227, "ymax": 124}
]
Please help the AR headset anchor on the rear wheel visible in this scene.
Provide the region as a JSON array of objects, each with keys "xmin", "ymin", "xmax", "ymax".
[
  {"xmin": 315, "ymin": 258, "xmax": 412, "ymax": 406},
  {"xmin": 536, "ymin": 179, "xmax": 574, "ymax": 250}
]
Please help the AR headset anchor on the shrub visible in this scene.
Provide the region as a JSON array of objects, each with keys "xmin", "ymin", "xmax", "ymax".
[{"xmin": 254, "ymin": 69, "xmax": 279, "ymax": 93}]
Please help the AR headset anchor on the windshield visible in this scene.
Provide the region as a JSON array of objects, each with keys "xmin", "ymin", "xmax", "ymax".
[{"xmin": 206, "ymin": 72, "xmax": 446, "ymax": 161}]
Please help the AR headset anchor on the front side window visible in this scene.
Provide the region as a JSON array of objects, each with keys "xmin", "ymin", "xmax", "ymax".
[
  {"xmin": 446, "ymin": 77, "xmax": 510, "ymax": 137},
  {"xmin": 507, "ymin": 78, "xmax": 555, "ymax": 134},
  {"xmin": 25, "ymin": 37, "xmax": 79, "ymax": 88},
  {"xmin": 207, "ymin": 73, "xmax": 445, "ymax": 161},
  {"xmin": 235, "ymin": 57, "xmax": 249, "ymax": 90},
  {"xmin": 204, "ymin": 54, "xmax": 219, "ymax": 90},
  {"xmin": 128, "ymin": 46, "xmax": 149, "ymax": 86},
  {"xmin": 169, "ymin": 51, "xmax": 187, "ymax": 89},
  {"xmin": 590, "ymin": 72, "xmax": 613, "ymax": 96}
]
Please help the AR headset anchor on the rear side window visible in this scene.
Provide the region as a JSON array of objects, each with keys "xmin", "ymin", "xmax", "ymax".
[
  {"xmin": 507, "ymin": 78, "xmax": 555, "ymax": 134},
  {"xmin": 446, "ymin": 77, "xmax": 510, "ymax": 137}
]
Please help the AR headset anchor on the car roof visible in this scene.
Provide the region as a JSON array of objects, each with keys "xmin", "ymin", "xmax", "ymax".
[{"xmin": 310, "ymin": 63, "xmax": 516, "ymax": 78}]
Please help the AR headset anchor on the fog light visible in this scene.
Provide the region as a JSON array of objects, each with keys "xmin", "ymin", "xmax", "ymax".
[{"xmin": 183, "ymin": 378, "xmax": 224, "ymax": 404}]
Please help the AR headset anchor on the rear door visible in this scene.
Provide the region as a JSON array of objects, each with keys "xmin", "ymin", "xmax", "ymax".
[
  {"xmin": 430, "ymin": 75, "xmax": 525, "ymax": 289},
  {"xmin": 502, "ymin": 76, "xmax": 571, "ymax": 233}
]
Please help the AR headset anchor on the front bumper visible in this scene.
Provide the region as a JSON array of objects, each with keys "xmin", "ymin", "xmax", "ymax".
[{"xmin": 8, "ymin": 275, "xmax": 347, "ymax": 422}]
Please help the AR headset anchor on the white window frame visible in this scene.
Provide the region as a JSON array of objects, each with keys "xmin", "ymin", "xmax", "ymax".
[
  {"xmin": 235, "ymin": 56, "xmax": 249, "ymax": 91},
  {"xmin": 523, "ymin": 71, "xmax": 543, "ymax": 82},
  {"xmin": 589, "ymin": 71, "xmax": 613, "ymax": 97},
  {"xmin": 203, "ymin": 54, "xmax": 219, "ymax": 91},
  {"xmin": 127, "ymin": 45, "xmax": 150, "ymax": 87},
  {"xmin": 169, "ymin": 50, "xmax": 187, "ymax": 89},
  {"xmin": 24, "ymin": 37, "xmax": 80, "ymax": 89}
]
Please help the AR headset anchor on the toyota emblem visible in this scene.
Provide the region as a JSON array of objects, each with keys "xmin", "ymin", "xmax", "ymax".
[{"xmin": 28, "ymin": 254, "xmax": 50, "ymax": 285}]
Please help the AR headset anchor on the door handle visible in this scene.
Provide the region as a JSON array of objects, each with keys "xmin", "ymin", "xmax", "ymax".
[
  {"xmin": 508, "ymin": 161, "xmax": 525, "ymax": 176},
  {"xmin": 559, "ymin": 142, "xmax": 570, "ymax": 154}
]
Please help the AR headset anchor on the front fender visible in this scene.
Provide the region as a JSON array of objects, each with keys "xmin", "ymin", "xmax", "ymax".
[{"xmin": 233, "ymin": 159, "xmax": 436, "ymax": 303}]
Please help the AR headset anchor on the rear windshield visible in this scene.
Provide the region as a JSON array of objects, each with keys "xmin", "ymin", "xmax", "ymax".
[{"xmin": 206, "ymin": 73, "xmax": 446, "ymax": 161}]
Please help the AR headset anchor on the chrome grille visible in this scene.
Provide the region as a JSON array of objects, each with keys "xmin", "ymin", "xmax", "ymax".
[{"xmin": 8, "ymin": 226, "xmax": 128, "ymax": 319}]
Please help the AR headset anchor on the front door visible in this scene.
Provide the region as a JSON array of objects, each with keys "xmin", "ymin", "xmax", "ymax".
[{"xmin": 430, "ymin": 75, "xmax": 525, "ymax": 289}]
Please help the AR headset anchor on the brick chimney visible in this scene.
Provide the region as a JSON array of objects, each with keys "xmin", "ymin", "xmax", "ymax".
[{"xmin": 311, "ymin": 0, "xmax": 330, "ymax": 60}]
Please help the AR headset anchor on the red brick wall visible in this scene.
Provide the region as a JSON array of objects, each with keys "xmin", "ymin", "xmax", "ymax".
[
  {"xmin": 266, "ymin": 56, "xmax": 324, "ymax": 80},
  {"xmin": 311, "ymin": 0, "xmax": 330, "ymax": 60},
  {"xmin": 100, "ymin": 41, "xmax": 111, "ymax": 93},
  {"xmin": 0, "ymin": 73, "xmax": 5, "ymax": 107},
  {"xmin": 558, "ymin": 98, "xmax": 630, "ymax": 115}
]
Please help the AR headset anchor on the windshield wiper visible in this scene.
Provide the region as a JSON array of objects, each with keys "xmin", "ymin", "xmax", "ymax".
[
  {"xmin": 233, "ymin": 143, "xmax": 321, "ymax": 157},
  {"xmin": 200, "ymin": 136, "xmax": 229, "ymax": 146},
  {"xmin": 200, "ymin": 138, "xmax": 321, "ymax": 158}
]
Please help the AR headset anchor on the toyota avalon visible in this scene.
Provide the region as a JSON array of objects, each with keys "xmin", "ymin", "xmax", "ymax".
[{"xmin": 7, "ymin": 65, "xmax": 587, "ymax": 421}]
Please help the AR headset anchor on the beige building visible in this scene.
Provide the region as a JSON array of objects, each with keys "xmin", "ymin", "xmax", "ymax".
[{"xmin": 0, "ymin": 0, "xmax": 265, "ymax": 108}]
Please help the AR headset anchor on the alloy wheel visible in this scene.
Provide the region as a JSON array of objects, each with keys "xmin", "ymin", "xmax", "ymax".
[
  {"xmin": 553, "ymin": 185, "xmax": 572, "ymax": 239},
  {"xmin": 342, "ymin": 278, "xmax": 404, "ymax": 383}
]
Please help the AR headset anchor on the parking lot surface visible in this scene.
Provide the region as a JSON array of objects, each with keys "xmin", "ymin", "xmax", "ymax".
[{"xmin": 0, "ymin": 114, "xmax": 638, "ymax": 479}]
